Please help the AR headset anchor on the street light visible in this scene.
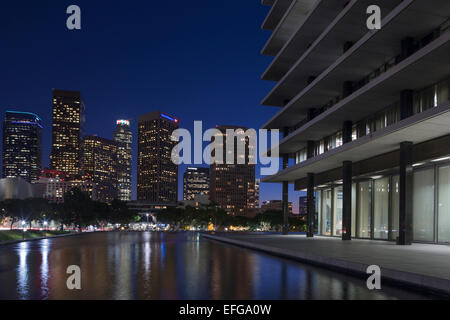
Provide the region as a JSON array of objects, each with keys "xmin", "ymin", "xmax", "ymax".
[
  {"xmin": 146, "ymin": 214, "xmax": 150, "ymax": 231},
  {"xmin": 43, "ymin": 221, "xmax": 48, "ymax": 231}
]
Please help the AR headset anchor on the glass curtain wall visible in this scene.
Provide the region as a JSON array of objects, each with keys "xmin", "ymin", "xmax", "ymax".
[
  {"xmin": 374, "ymin": 178, "xmax": 389, "ymax": 239},
  {"xmin": 351, "ymin": 183, "xmax": 356, "ymax": 238},
  {"xmin": 391, "ymin": 175, "xmax": 400, "ymax": 240},
  {"xmin": 333, "ymin": 187, "xmax": 343, "ymax": 236},
  {"xmin": 358, "ymin": 181, "xmax": 372, "ymax": 238},
  {"xmin": 321, "ymin": 190, "xmax": 332, "ymax": 235},
  {"xmin": 438, "ymin": 165, "xmax": 450, "ymax": 242},
  {"xmin": 413, "ymin": 169, "xmax": 435, "ymax": 242}
]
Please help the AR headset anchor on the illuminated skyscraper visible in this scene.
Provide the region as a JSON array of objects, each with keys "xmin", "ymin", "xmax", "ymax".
[
  {"xmin": 82, "ymin": 136, "xmax": 118, "ymax": 203},
  {"xmin": 137, "ymin": 111, "xmax": 178, "ymax": 203},
  {"xmin": 2, "ymin": 111, "xmax": 42, "ymax": 182},
  {"xmin": 114, "ymin": 120, "xmax": 132, "ymax": 201},
  {"xmin": 209, "ymin": 125, "xmax": 256, "ymax": 217},
  {"xmin": 183, "ymin": 167, "xmax": 210, "ymax": 201},
  {"xmin": 50, "ymin": 89, "xmax": 85, "ymax": 177}
]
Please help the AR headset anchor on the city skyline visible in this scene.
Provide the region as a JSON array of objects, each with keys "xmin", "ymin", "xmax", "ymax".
[{"xmin": 0, "ymin": 1, "xmax": 306, "ymax": 212}]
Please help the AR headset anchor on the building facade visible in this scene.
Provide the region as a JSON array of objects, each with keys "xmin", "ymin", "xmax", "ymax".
[
  {"xmin": 209, "ymin": 125, "xmax": 256, "ymax": 216},
  {"xmin": 50, "ymin": 89, "xmax": 85, "ymax": 177},
  {"xmin": 82, "ymin": 136, "xmax": 118, "ymax": 203},
  {"xmin": 2, "ymin": 111, "xmax": 42, "ymax": 182},
  {"xmin": 183, "ymin": 167, "xmax": 210, "ymax": 200},
  {"xmin": 260, "ymin": 0, "xmax": 450, "ymax": 243},
  {"xmin": 261, "ymin": 200, "xmax": 293, "ymax": 215},
  {"xmin": 114, "ymin": 120, "xmax": 132, "ymax": 201},
  {"xmin": 137, "ymin": 111, "xmax": 178, "ymax": 203}
]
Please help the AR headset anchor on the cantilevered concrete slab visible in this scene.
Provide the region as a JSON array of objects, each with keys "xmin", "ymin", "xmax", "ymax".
[
  {"xmin": 262, "ymin": 0, "xmax": 450, "ymax": 107},
  {"xmin": 202, "ymin": 233, "xmax": 450, "ymax": 295},
  {"xmin": 262, "ymin": 0, "xmax": 349, "ymax": 81},
  {"xmin": 262, "ymin": 0, "xmax": 316, "ymax": 56},
  {"xmin": 261, "ymin": 0, "xmax": 293, "ymax": 31},
  {"xmin": 263, "ymin": 100, "xmax": 450, "ymax": 183},
  {"xmin": 262, "ymin": 28, "xmax": 450, "ymax": 131}
]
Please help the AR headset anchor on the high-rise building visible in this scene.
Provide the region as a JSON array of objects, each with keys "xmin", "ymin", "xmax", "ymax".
[
  {"xmin": 33, "ymin": 169, "xmax": 96, "ymax": 203},
  {"xmin": 137, "ymin": 111, "xmax": 178, "ymax": 203},
  {"xmin": 183, "ymin": 167, "xmax": 210, "ymax": 201},
  {"xmin": 82, "ymin": 136, "xmax": 118, "ymax": 203},
  {"xmin": 2, "ymin": 111, "xmax": 42, "ymax": 182},
  {"xmin": 50, "ymin": 89, "xmax": 85, "ymax": 177},
  {"xmin": 209, "ymin": 125, "xmax": 256, "ymax": 216},
  {"xmin": 261, "ymin": 200, "xmax": 293, "ymax": 215},
  {"xmin": 260, "ymin": 1, "xmax": 450, "ymax": 242},
  {"xmin": 114, "ymin": 120, "xmax": 132, "ymax": 201}
]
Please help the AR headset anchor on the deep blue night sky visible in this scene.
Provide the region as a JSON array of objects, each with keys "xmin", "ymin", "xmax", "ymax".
[{"xmin": 0, "ymin": 0, "xmax": 305, "ymax": 212}]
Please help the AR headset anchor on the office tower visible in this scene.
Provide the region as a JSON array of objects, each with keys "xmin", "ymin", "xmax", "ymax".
[
  {"xmin": 50, "ymin": 89, "xmax": 85, "ymax": 177},
  {"xmin": 183, "ymin": 167, "xmax": 210, "ymax": 201},
  {"xmin": 114, "ymin": 120, "xmax": 132, "ymax": 201},
  {"xmin": 261, "ymin": 200, "xmax": 293, "ymax": 215},
  {"xmin": 82, "ymin": 136, "xmax": 118, "ymax": 203},
  {"xmin": 2, "ymin": 111, "xmax": 42, "ymax": 182},
  {"xmin": 209, "ymin": 125, "xmax": 256, "ymax": 216},
  {"xmin": 34, "ymin": 169, "xmax": 96, "ymax": 203},
  {"xmin": 137, "ymin": 111, "xmax": 178, "ymax": 203},
  {"xmin": 260, "ymin": 1, "xmax": 450, "ymax": 242}
]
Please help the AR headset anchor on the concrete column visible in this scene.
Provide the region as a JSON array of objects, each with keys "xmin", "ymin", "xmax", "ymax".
[
  {"xmin": 342, "ymin": 161, "xmax": 352, "ymax": 240},
  {"xmin": 342, "ymin": 121, "xmax": 352, "ymax": 144},
  {"xmin": 400, "ymin": 90, "xmax": 414, "ymax": 120},
  {"xmin": 306, "ymin": 173, "xmax": 315, "ymax": 238},
  {"xmin": 398, "ymin": 142, "xmax": 413, "ymax": 245}
]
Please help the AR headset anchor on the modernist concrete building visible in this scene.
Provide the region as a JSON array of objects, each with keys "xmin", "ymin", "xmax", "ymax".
[{"xmin": 261, "ymin": 0, "xmax": 450, "ymax": 244}]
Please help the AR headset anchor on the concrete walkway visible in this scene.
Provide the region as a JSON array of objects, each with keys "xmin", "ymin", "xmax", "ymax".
[{"xmin": 202, "ymin": 233, "xmax": 450, "ymax": 295}]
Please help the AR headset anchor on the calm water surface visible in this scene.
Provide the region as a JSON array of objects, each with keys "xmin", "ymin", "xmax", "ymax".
[{"xmin": 0, "ymin": 232, "xmax": 440, "ymax": 299}]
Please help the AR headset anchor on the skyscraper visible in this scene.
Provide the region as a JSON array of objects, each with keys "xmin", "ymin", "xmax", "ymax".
[
  {"xmin": 137, "ymin": 111, "xmax": 178, "ymax": 203},
  {"xmin": 2, "ymin": 111, "xmax": 42, "ymax": 182},
  {"xmin": 50, "ymin": 89, "xmax": 85, "ymax": 177},
  {"xmin": 209, "ymin": 125, "xmax": 256, "ymax": 216},
  {"xmin": 82, "ymin": 136, "xmax": 118, "ymax": 203},
  {"xmin": 183, "ymin": 167, "xmax": 210, "ymax": 201},
  {"xmin": 114, "ymin": 120, "xmax": 132, "ymax": 202}
]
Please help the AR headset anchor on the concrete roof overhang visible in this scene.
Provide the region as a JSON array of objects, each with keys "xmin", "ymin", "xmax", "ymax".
[
  {"xmin": 262, "ymin": 0, "xmax": 293, "ymax": 31},
  {"xmin": 262, "ymin": 0, "xmax": 450, "ymax": 107},
  {"xmin": 273, "ymin": 32, "xmax": 450, "ymax": 155},
  {"xmin": 262, "ymin": 27, "xmax": 450, "ymax": 133},
  {"xmin": 262, "ymin": 0, "xmax": 317, "ymax": 56},
  {"xmin": 261, "ymin": 100, "xmax": 450, "ymax": 183},
  {"xmin": 262, "ymin": 0, "xmax": 390, "ymax": 81}
]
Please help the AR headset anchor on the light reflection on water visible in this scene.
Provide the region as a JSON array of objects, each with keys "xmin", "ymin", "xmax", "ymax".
[{"xmin": 0, "ymin": 232, "xmax": 440, "ymax": 300}]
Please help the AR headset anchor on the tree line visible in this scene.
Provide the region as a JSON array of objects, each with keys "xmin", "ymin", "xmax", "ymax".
[
  {"xmin": 156, "ymin": 205, "xmax": 306, "ymax": 232},
  {"xmin": 0, "ymin": 188, "xmax": 139, "ymax": 231}
]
